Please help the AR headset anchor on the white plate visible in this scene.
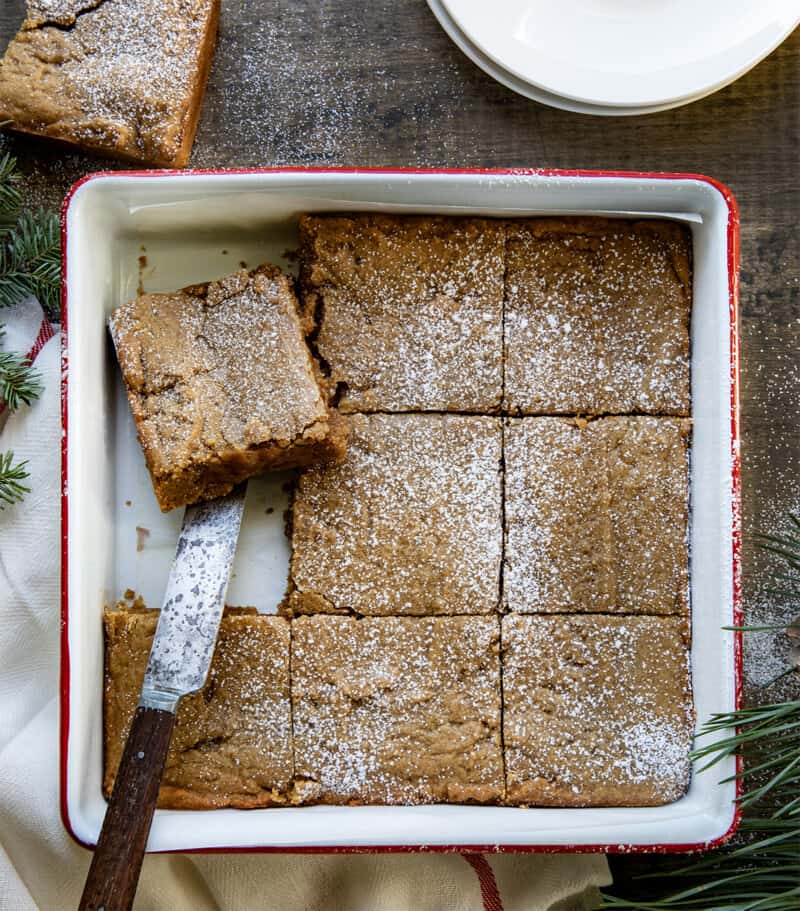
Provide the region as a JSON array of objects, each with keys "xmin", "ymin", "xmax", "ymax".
[
  {"xmin": 427, "ymin": 0, "xmax": 702, "ymax": 115},
  {"xmin": 62, "ymin": 169, "xmax": 741, "ymax": 853},
  {"xmin": 440, "ymin": 0, "xmax": 800, "ymax": 108}
]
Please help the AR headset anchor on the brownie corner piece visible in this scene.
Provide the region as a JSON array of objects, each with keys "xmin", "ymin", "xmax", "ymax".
[
  {"xmin": 104, "ymin": 608, "xmax": 293, "ymax": 809},
  {"xmin": 110, "ymin": 265, "xmax": 344, "ymax": 511},
  {"xmin": 291, "ymin": 615, "xmax": 504, "ymax": 805},
  {"xmin": 0, "ymin": 0, "xmax": 220, "ymax": 167},
  {"xmin": 503, "ymin": 217, "xmax": 691, "ymax": 415},
  {"xmin": 299, "ymin": 214, "xmax": 504, "ymax": 412},
  {"xmin": 502, "ymin": 614, "xmax": 693, "ymax": 807},
  {"xmin": 290, "ymin": 412, "xmax": 502, "ymax": 616}
]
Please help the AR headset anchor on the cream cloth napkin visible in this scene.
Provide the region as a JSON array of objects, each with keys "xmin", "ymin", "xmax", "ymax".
[{"xmin": 0, "ymin": 298, "xmax": 611, "ymax": 911}]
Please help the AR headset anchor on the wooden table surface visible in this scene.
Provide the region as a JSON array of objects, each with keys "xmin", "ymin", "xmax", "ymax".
[{"xmin": 2, "ymin": 0, "xmax": 798, "ymax": 879}]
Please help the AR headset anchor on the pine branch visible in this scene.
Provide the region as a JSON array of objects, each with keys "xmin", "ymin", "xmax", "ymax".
[
  {"xmin": 599, "ymin": 523, "xmax": 800, "ymax": 911},
  {"xmin": 0, "ymin": 209, "xmax": 61, "ymax": 319},
  {"xmin": 0, "ymin": 348, "xmax": 43, "ymax": 411},
  {"xmin": 0, "ymin": 151, "xmax": 21, "ymax": 237},
  {"xmin": 0, "ymin": 450, "xmax": 30, "ymax": 509}
]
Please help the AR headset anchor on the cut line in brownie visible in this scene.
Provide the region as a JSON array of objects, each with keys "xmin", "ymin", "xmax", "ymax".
[
  {"xmin": 104, "ymin": 607, "xmax": 296, "ymax": 809},
  {"xmin": 299, "ymin": 214, "xmax": 505, "ymax": 413},
  {"xmin": 504, "ymin": 416, "xmax": 689, "ymax": 615},
  {"xmin": 291, "ymin": 615, "xmax": 504, "ymax": 805},
  {"xmin": 0, "ymin": 0, "xmax": 219, "ymax": 167},
  {"xmin": 504, "ymin": 218, "xmax": 691, "ymax": 415},
  {"xmin": 288, "ymin": 413, "xmax": 502, "ymax": 616},
  {"xmin": 502, "ymin": 614, "xmax": 694, "ymax": 807},
  {"xmin": 110, "ymin": 264, "xmax": 346, "ymax": 512}
]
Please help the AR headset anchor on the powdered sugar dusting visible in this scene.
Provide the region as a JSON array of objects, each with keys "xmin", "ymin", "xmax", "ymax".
[
  {"xmin": 24, "ymin": 0, "xmax": 104, "ymax": 28},
  {"xmin": 301, "ymin": 215, "xmax": 504, "ymax": 412},
  {"xmin": 193, "ymin": 4, "xmax": 467, "ymax": 167},
  {"xmin": 291, "ymin": 615, "xmax": 503, "ymax": 804},
  {"xmin": 504, "ymin": 220, "xmax": 691, "ymax": 415},
  {"xmin": 502, "ymin": 614, "xmax": 693, "ymax": 805},
  {"xmin": 109, "ymin": 266, "xmax": 328, "ymax": 479},
  {"xmin": 105, "ymin": 609, "xmax": 294, "ymax": 805},
  {"xmin": 504, "ymin": 416, "xmax": 689, "ymax": 615},
  {"xmin": 4, "ymin": 0, "xmax": 216, "ymax": 164},
  {"xmin": 291, "ymin": 413, "xmax": 502, "ymax": 615}
]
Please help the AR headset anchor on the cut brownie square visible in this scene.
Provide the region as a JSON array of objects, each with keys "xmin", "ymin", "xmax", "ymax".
[
  {"xmin": 110, "ymin": 265, "xmax": 346, "ymax": 512},
  {"xmin": 502, "ymin": 614, "xmax": 694, "ymax": 807},
  {"xmin": 289, "ymin": 413, "xmax": 502, "ymax": 616},
  {"xmin": 299, "ymin": 214, "xmax": 504, "ymax": 412},
  {"xmin": 504, "ymin": 218, "xmax": 691, "ymax": 415},
  {"xmin": 292, "ymin": 615, "xmax": 503, "ymax": 805},
  {"xmin": 104, "ymin": 608, "xmax": 294, "ymax": 809},
  {"xmin": 503, "ymin": 417, "xmax": 615, "ymax": 613},
  {"xmin": 0, "ymin": 0, "xmax": 219, "ymax": 167},
  {"xmin": 504, "ymin": 416, "xmax": 689, "ymax": 615},
  {"xmin": 605, "ymin": 416, "xmax": 690, "ymax": 614}
]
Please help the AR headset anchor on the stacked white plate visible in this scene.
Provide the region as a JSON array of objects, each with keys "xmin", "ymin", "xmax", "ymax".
[{"xmin": 428, "ymin": 0, "xmax": 800, "ymax": 115}]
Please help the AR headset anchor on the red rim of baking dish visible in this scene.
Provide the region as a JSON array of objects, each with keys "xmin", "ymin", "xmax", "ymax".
[{"xmin": 59, "ymin": 166, "xmax": 742, "ymax": 854}]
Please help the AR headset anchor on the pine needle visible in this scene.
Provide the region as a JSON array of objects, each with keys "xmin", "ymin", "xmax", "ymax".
[
  {"xmin": 0, "ymin": 450, "xmax": 30, "ymax": 508},
  {"xmin": 0, "ymin": 151, "xmax": 21, "ymax": 237},
  {"xmin": 599, "ymin": 523, "xmax": 800, "ymax": 911},
  {"xmin": 0, "ymin": 208, "xmax": 61, "ymax": 319},
  {"xmin": 0, "ymin": 349, "xmax": 43, "ymax": 411}
]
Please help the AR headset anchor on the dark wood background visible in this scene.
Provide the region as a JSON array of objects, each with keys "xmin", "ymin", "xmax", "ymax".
[{"xmin": 2, "ymin": 0, "xmax": 798, "ymax": 887}]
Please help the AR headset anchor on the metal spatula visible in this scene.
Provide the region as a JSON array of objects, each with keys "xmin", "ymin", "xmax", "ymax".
[{"xmin": 79, "ymin": 485, "xmax": 247, "ymax": 911}]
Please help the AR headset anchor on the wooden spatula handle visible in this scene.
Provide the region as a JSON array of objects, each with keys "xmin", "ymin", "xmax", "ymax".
[{"xmin": 79, "ymin": 705, "xmax": 176, "ymax": 911}]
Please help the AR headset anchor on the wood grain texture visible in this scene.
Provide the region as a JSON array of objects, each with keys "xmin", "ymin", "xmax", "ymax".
[
  {"xmin": 2, "ymin": 0, "xmax": 799, "ymax": 862},
  {"xmin": 79, "ymin": 706, "xmax": 176, "ymax": 911}
]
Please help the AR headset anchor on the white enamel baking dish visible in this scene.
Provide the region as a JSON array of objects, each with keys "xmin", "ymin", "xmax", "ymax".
[{"xmin": 61, "ymin": 168, "xmax": 741, "ymax": 853}]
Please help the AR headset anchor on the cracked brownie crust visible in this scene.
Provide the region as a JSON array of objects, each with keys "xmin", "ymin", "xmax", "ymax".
[
  {"xmin": 291, "ymin": 615, "xmax": 504, "ymax": 805},
  {"xmin": 0, "ymin": 0, "xmax": 219, "ymax": 167},
  {"xmin": 104, "ymin": 608, "xmax": 295, "ymax": 809},
  {"xmin": 502, "ymin": 614, "xmax": 694, "ymax": 807},
  {"xmin": 288, "ymin": 413, "xmax": 502, "ymax": 616},
  {"xmin": 299, "ymin": 214, "xmax": 505, "ymax": 412},
  {"xmin": 504, "ymin": 218, "xmax": 691, "ymax": 415}
]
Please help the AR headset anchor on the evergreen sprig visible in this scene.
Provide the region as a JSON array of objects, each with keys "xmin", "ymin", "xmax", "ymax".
[
  {"xmin": 600, "ymin": 523, "xmax": 800, "ymax": 911},
  {"xmin": 0, "ymin": 149, "xmax": 60, "ymax": 510},
  {"xmin": 0, "ymin": 450, "xmax": 30, "ymax": 509},
  {"xmin": 0, "ymin": 151, "xmax": 22, "ymax": 237},
  {"xmin": 0, "ymin": 146, "xmax": 61, "ymax": 319},
  {"xmin": 0, "ymin": 207, "xmax": 61, "ymax": 320},
  {"xmin": 0, "ymin": 348, "xmax": 43, "ymax": 412}
]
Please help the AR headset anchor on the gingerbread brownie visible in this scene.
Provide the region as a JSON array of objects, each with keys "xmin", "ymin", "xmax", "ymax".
[
  {"xmin": 502, "ymin": 614, "xmax": 694, "ymax": 807},
  {"xmin": 604, "ymin": 416, "xmax": 691, "ymax": 614},
  {"xmin": 110, "ymin": 264, "xmax": 347, "ymax": 512},
  {"xmin": 291, "ymin": 615, "xmax": 503, "ymax": 805},
  {"xmin": 104, "ymin": 607, "xmax": 295, "ymax": 809},
  {"xmin": 299, "ymin": 214, "xmax": 504, "ymax": 412},
  {"xmin": 288, "ymin": 413, "xmax": 502, "ymax": 616},
  {"xmin": 0, "ymin": 0, "xmax": 219, "ymax": 167},
  {"xmin": 504, "ymin": 416, "xmax": 689, "ymax": 615},
  {"xmin": 504, "ymin": 218, "xmax": 691, "ymax": 415}
]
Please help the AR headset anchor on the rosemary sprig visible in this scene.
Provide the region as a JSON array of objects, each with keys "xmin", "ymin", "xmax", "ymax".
[{"xmin": 0, "ymin": 450, "xmax": 30, "ymax": 508}]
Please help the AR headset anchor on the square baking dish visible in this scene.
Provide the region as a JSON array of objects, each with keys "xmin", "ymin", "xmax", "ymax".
[{"xmin": 61, "ymin": 168, "xmax": 741, "ymax": 853}]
